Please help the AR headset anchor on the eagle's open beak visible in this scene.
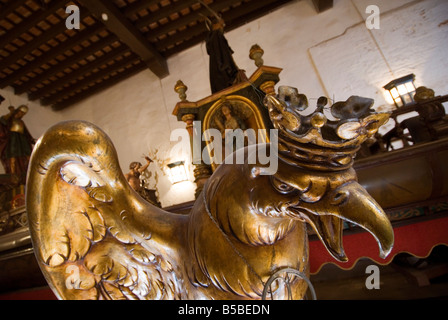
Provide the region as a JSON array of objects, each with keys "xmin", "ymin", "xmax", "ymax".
[{"xmin": 289, "ymin": 181, "xmax": 394, "ymax": 262}]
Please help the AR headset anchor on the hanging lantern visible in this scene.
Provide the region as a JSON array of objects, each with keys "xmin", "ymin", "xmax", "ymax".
[
  {"xmin": 383, "ymin": 74, "xmax": 416, "ymax": 108},
  {"xmin": 167, "ymin": 161, "xmax": 188, "ymax": 184}
]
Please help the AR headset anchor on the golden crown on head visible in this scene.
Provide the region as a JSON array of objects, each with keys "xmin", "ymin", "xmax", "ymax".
[{"xmin": 265, "ymin": 86, "xmax": 390, "ymax": 171}]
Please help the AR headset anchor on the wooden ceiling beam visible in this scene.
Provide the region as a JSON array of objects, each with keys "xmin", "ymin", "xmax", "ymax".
[
  {"xmin": 312, "ymin": 0, "xmax": 333, "ymax": 13},
  {"xmin": 28, "ymin": 46, "xmax": 130, "ymax": 101},
  {"xmin": 0, "ymin": 19, "xmax": 70, "ymax": 74},
  {"xmin": 155, "ymin": 23, "xmax": 204, "ymax": 53},
  {"xmin": 223, "ymin": 0, "xmax": 293, "ymax": 32},
  {"xmin": 51, "ymin": 62, "xmax": 146, "ymax": 110},
  {"xmin": 41, "ymin": 54, "xmax": 139, "ymax": 106},
  {"xmin": 134, "ymin": 0, "xmax": 197, "ymax": 30},
  {"xmin": 0, "ymin": 0, "xmax": 28, "ymax": 21},
  {"xmin": 2, "ymin": 24, "xmax": 107, "ymax": 90},
  {"xmin": 78, "ymin": 0, "xmax": 168, "ymax": 78},
  {"xmin": 161, "ymin": 33, "xmax": 205, "ymax": 58},
  {"xmin": 123, "ymin": 0, "xmax": 160, "ymax": 17},
  {"xmin": 158, "ymin": 0, "xmax": 291, "ymax": 56},
  {"xmin": 144, "ymin": 0, "xmax": 240, "ymax": 41},
  {"xmin": 0, "ymin": 0, "xmax": 66, "ymax": 49},
  {"xmin": 0, "ymin": 8, "xmax": 91, "ymax": 76},
  {"xmin": 14, "ymin": 32, "xmax": 117, "ymax": 94}
]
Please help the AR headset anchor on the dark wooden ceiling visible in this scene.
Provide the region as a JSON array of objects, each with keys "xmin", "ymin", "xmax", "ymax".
[{"xmin": 0, "ymin": 0, "xmax": 332, "ymax": 111}]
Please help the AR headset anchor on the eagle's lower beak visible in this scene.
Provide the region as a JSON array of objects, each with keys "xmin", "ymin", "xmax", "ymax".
[{"xmin": 290, "ymin": 181, "xmax": 394, "ymax": 262}]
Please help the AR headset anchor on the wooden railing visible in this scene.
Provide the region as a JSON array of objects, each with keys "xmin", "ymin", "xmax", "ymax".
[{"xmin": 358, "ymin": 95, "xmax": 448, "ymax": 156}]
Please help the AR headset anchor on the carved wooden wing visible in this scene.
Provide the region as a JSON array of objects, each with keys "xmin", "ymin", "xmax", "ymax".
[{"xmin": 26, "ymin": 121, "xmax": 187, "ymax": 300}]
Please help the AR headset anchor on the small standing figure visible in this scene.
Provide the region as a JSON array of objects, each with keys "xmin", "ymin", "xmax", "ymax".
[
  {"xmin": 125, "ymin": 156, "xmax": 153, "ymax": 193},
  {"xmin": 0, "ymin": 105, "xmax": 35, "ymax": 183},
  {"xmin": 125, "ymin": 156, "xmax": 161, "ymax": 207}
]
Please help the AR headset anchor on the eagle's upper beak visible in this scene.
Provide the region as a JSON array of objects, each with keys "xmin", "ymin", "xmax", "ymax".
[{"xmin": 288, "ymin": 180, "xmax": 394, "ymax": 262}]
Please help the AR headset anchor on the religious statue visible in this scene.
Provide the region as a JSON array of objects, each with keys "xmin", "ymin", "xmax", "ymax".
[
  {"xmin": 125, "ymin": 156, "xmax": 152, "ymax": 192},
  {"xmin": 204, "ymin": 13, "xmax": 247, "ymax": 93},
  {"xmin": 0, "ymin": 105, "xmax": 35, "ymax": 184},
  {"xmin": 25, "ymin": 86, "xmax": 393, "ymax": 300},
  {"xmin": 125, "ymin": 156, "xmax": 161, "ymax": 207}
]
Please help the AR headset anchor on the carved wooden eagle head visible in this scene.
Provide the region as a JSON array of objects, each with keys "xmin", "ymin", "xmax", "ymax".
[{"xmin": 258, "ymin": 88, "xmax": 394, "ymax": 260}]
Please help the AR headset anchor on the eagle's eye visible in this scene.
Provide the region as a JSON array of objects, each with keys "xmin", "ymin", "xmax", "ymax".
[
  {"xmin": 332, "ymin": 189, "xmax": 349, "ymax": 205},
  {"xmin": 271, "ymin": 176, "xmax": 295, "ymax": 194}
]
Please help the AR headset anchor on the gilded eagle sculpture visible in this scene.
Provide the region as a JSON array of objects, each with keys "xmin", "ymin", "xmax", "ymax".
[{"xmin": 26, "ymin": 87, "xmax": 393, "ymax": 300}]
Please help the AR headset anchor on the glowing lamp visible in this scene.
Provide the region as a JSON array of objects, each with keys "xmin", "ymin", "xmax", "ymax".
[
  {"xmin": 383, "ymin": 74, "xmax": 416, "ymax": 108},
  {"xmin": 167, "ymin": 161, "xmax": 188, "ymax": 184}
]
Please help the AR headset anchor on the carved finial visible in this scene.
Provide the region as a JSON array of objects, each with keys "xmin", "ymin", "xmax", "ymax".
[
  {"xmin": 175, "ymin": 80, "xmax": 188, "ymax": 102},
  {"xmin": 249, "ymin": 44, "xmax": 264, "ymax": 67}
]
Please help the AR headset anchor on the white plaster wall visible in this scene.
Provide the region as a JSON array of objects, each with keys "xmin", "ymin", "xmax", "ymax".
[{"xmin": 1, "ymin": 0, "xmax": 447, "ymax": 206}]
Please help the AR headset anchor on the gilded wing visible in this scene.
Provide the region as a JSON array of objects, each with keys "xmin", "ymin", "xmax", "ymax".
[{"xmin": 26, "ymin": 121, "xmax": 188, "ymax": 300}]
